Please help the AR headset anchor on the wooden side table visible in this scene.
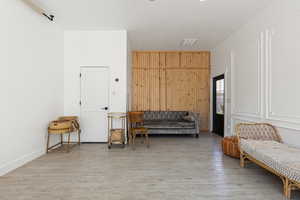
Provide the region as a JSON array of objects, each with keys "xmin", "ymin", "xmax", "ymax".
[{"xmin": 107, "ymin": 113, "xmax": 127, "ymax": 149}]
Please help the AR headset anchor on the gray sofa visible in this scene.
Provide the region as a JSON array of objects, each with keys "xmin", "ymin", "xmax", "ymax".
[{"xmin": 143, "ymin": 111, "xmax": 200, "ymax": 137}]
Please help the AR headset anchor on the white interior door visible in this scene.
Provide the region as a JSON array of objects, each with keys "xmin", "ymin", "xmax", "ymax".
[{"xmin": 80, "ymin": 67, "xmax": 109, "ymax": 142}]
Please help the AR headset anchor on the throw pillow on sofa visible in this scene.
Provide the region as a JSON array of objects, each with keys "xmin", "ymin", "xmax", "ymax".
[{"xmin": 182, "ymin": 114, "xmax": 193, "ymax": 121}]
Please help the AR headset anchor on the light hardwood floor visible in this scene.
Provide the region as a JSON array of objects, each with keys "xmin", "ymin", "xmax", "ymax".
[{"xmin": 0, "ymin": 134, "xmax": 299, "ymax": 200}]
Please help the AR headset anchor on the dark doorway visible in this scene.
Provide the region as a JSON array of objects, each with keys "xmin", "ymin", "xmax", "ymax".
[{"xmin": 213, "ymin": 74, "xmax": 225, "ymax": 137}]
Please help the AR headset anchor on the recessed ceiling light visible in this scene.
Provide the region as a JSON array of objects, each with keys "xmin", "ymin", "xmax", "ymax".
[{"xmin": 199, "ymin": 0, "xmax": 207, "ymax": 2}]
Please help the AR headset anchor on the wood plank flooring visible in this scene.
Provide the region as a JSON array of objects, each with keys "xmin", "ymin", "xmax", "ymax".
[{"xmin": 0, "ymin": 134, "xmax": 299, "ymax": 200}]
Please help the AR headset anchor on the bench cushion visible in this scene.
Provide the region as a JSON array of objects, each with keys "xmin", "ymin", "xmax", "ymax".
[{"xmin": 241, "ymin": 139, "xmax": 300, "ymax": 183}]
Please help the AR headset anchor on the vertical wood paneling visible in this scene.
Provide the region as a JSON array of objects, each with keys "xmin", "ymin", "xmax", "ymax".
[
  {"xmin": 159, "ymin": 53, "xmax": 167, "ymax": 110},
  {"xmin": 149, "ymin": 68, "xmax": 160, "ymax": 110},
  {"xmin": 132, "ymin": 51, "xmax": 210, "ymax": 131},
  {"xmin": 166, "ymin": 52, "xmax": 180, "ymax": 68},
  {"xmin": 159, "ymin": 68, "xmax": 167, "ymax": 110},
  {"xmin": 149, "ymin": 53, "xmax": 160, "ymax": 110},
  {"xmin": 132, "ymin": 53, "xmax": 139, "ymax": 111},
  {"xmin": 181, "ymin": 53, "xmax": 193, "ymax": 68}
]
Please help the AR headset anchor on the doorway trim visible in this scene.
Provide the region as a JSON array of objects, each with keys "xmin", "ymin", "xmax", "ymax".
[{"xmin": 213, "ymin": 74, "xmax": 225, "ymax": 136}]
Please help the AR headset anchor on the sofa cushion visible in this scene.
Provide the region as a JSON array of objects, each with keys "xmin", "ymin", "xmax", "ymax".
[
  {"xmin": 144, "ymin": 111, "xmax": 188, "ymax": 121},
  {"xmin": 144, "ymin": 120, "xmax": 195, "ymax": 129}
]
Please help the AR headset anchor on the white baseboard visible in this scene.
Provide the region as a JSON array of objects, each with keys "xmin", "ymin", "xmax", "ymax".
[{"xmin": 0, "ymin": 149, "xmax": 45, "ymax": 176}]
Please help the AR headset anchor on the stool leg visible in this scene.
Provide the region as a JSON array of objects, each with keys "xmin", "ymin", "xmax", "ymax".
[
  {"xmin": 67, "ymin": 133, "xmax": 71, "ymax": 152},
  {"xmin": 128, "ymin": 130, "xmax": 131, "ymax": 145},
  {"xmin": 60, "ymin": 134, "xmax": 63, "ymax": 145},
  {"xmin": 68, "ymin": 133, "xmax": 71, "ymax": 144},
  {"xmin": 146, "ymin": 133, "xmax": 150, "ymax": 148},
  {"xmin": 46, "ymin": 134, "xmax": 50, "ymax": 153},
  {"xmin": 132, "ymin": 132, "xmax": 136, "ymax": 150},
  {"xmin": 144, "ymin": 133, "xmax": 147, "ymax": 145},
  {"xmin": 78, "ymin": 130, "xmax": 81, "ymax": 145},
  {"xmin": 108, "ymin": 130, "xmax": 111, "ymax": 149},
  {"xmin": 128, "ymin": 131, "xmax": 132, "ymax": 145},
  {"xmin": 141, "ymin": 134, "xmax": 144, "ymax": 144}
]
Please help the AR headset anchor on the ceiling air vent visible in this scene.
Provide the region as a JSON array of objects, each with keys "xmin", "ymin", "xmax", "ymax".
[{"xmin": 181, "ymin": 38, "xmax": 199, "ymax": 47}]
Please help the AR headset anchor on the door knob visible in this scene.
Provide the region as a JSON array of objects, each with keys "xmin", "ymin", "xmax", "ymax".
[{"xmin": 102, "ymin": 107, "xmax": 108, "ymax": 110}]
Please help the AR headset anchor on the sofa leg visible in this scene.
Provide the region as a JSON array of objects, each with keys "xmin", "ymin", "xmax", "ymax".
[
  {"xmin": 195, "ymin": 133, "xmax": 199, "ymax": 138},
  {"xmin": 284, "ymin": 178, "xmax": 292, "ymax": 199},
  {"xmin": 286, "ymin": 186, "xmax": 291, "ymax": 200}
]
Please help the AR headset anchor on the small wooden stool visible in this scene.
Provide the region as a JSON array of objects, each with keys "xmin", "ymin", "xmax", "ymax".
[
  {"xmin": 222, "ymin": 136, "xmax": 240, "ymax": 158},
  {"xmin": 128, "ymin": 112, "xmax": 150, "ymax": 150}
]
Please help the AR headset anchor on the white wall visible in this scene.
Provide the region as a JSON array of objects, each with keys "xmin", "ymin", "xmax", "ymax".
[
  {"xmin": 64, "ymin": 30, "xmax": 128, "ymax": 115},
  {"xmin": 0, "ymin": 1, "xmax": 64, "ymax": 175},
  {"xmin": 212, "ymin": 0, "xmax": 300, "ymax": 147},
  {"xmin": 127, "ymin": 38, "xmax": 133, "ymax": 111}
]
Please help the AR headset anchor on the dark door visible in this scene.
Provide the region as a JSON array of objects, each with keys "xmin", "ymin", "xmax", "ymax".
[{"xmin": 213, "ymin": 74, "xmax": 225, "ymax": 137}]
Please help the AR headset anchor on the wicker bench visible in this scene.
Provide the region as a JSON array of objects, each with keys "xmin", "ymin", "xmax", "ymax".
[{"xmin": 236, "ymin": 123, "xmax": 300, "ymax": 199}]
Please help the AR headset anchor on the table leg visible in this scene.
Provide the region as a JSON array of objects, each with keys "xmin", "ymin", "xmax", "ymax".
[
  {"xmin": 67, "ymin": 133, "xmax": 71, "ymax": 152},
  {"xmin": 78, "ymin": 130, "xmax": 81, "ymax": 145},
  {"xmin": 146, "ymin": 133, "xmax": 150, "ymax": 148},
  {"xmin": 46, "ymin": 134, "xmax": 50, "ymax": 153}
]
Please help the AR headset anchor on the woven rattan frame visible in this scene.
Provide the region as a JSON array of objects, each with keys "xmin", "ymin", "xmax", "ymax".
[
  {"xmin": 47, "ymin": 116, "xmax": 81, "ymax": 153},
  {"xmin": 236, "ymin": 123, "xmax": 299, "ymax": 199}
]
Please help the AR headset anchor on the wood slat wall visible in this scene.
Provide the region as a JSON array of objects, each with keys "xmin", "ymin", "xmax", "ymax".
[{"xmin": 132, "ymin": 51, "xmax": 210, "ymax": 131}]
